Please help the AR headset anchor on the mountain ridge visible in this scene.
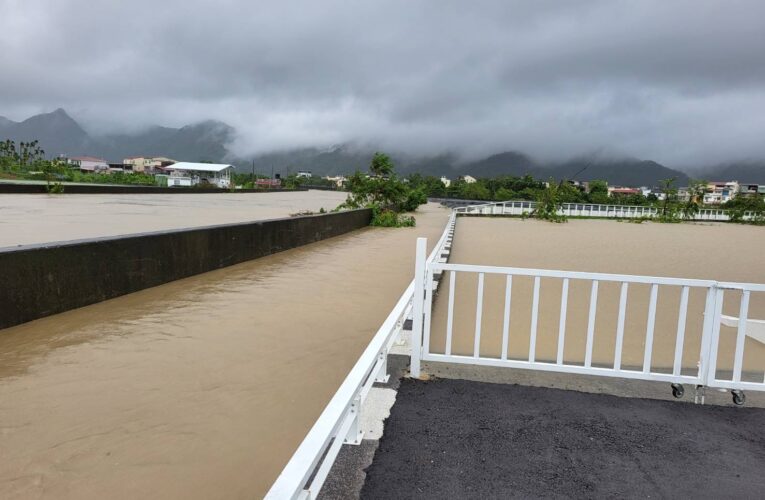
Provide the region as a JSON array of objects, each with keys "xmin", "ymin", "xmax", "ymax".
[{"xmin": 1, "ymin": 108, "xmax": 762, "ymax": 186}]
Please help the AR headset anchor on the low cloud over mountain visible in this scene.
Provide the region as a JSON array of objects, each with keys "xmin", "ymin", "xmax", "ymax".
[
  {"xmin": 1, "ymin": 1, "xmax": 765, "ymax": 169},
  {"xmin": 6, "ymin": 108, "xmax": 765, "ymax": 185}
]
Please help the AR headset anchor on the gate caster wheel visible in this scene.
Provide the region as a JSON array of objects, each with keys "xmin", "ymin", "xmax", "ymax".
[
  {"xmin": 671, "ymin": 383, "xmax": 684, "ymax": 399},
  {"xmin": 731, "ymin": 390, "xmax": 746, "ymax": 406}
]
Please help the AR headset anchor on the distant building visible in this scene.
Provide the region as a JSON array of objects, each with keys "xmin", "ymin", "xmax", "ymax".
[
  {"xmin": 460, "ymin": 175, "xmax": 477, "ymax": 184},
  {"xmin": 324, "ymin": 175, "xmax": 346, "ymax": 188},
  {"xmin": 256, "ymin": 178, "xmax": 282, "ymax": 188},
  {"xmin": 440, "ymin": 176, "xmax": 451, "ymax": 188},
  {"xmin": 162, "ymin": 162, "xmax": 234, "ymax": 188},
  {"xmin": 69, "ymin": 156, "xmax": 109, "ymax": 173},
  {"xmin": 608, "ymin": 186, "xmax": 641, "ymax": 197},
  {"xmin": 738, "ymin": 183, "xmax": 765, "ymax": 197},
  {"xmin": 296, "ymin": 171, "xmax": 313, "ymax": 179},
  {"xmin": 704, "ymin": 181, "xmax": 739, "ymax": 205},
  {"xmin": 123, "ymin": 156, "xmax": 176, "ymax": 173}
]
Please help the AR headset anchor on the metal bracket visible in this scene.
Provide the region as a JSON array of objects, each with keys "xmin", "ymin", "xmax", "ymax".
[
  {"xmin": 374, "ymin": 353, "xmax": 390, "ymax": 384},
  {"xmin": 343, "ymin": 397, "xmax": 364, "ymax": 445},
  {"xmin": 694, "ymin": 385, "xmax": 706, "ymax": 405}
]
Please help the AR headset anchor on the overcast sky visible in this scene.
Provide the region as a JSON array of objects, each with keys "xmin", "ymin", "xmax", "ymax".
[{"xmin": 1, "ymin": 0, "xmax": 764, "ymax": 166}]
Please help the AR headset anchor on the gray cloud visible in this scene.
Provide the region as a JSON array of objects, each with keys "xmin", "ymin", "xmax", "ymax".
[{"xmin": 1, "ymin": 0, "xmax": 764, "ymax": 167}]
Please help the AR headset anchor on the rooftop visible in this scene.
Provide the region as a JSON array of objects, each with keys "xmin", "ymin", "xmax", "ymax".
[
  {"xmin": 164, "ymin": 162, "xmax": 234, "ymax": 173},
  {"xmin": 70, "ymin": 156, "xmax": 107, "ymax": 162}
]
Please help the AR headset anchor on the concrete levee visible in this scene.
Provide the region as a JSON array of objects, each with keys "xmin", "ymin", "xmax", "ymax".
[{"xmin": 0, "ymin": 208, "xmax": 372, "ymax": 329}]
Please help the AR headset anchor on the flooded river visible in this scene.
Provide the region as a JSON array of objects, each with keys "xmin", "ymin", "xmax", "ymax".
[
  {"xmin": 430, "ymin": 217, "xmax": 765, "ymax": 377},
  {"xmin": 0, "ymin": 191, "xmax": 347, "ymax": 247},
  {"xmin": 0, "ymin": 203, "xmax": 448, "ymax": 499}
]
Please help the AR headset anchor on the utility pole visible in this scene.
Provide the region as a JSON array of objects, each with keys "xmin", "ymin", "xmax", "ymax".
[{"xmin": 251, "ymin": 159, "xmax": 255, "ymax": 183}]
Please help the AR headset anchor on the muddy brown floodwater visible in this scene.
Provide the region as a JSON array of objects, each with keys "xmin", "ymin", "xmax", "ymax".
[
  {"xmin": 0, "ymin": 191, "xmax": 348, "ymax": 247},
  {"xmin": 430, "ymin": 217, "xmax": 765, "ymax": 378},
  {"xmin": 0, "ymin": 203, "xmax": 448, "ymax": 499}
]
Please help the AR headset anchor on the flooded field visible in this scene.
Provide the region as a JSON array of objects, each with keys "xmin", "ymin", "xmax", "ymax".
[
  {"xmin": 0, "ymin": 204, "xmax": 448, "ymax": 499},
  {"xmin": 0, "ymin": 190, "xmax": 347, "ymax": 247},
  {"xmin": 430, "ymin": 217, "xmax": 765, "ymax": 376}
]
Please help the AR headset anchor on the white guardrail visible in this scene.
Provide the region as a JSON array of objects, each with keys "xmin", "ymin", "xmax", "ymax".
[
  {"xmin": 411, "ymin": 238, "xmax": 765, "ymax": 401},
  {"xmin": 452, "ymin": 200, "xmax": 758, "ymax": 221},
  {"xmin": 265, "ymin": 212, "xmax": 456, "ymax": 500},
  {"xmin": 268, "ymin": 204, "xmax": 763, "ymax": 498}
]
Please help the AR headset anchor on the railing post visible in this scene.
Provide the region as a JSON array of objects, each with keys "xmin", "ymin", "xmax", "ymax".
[
  {"xmin": 700, "ymin": 284, "xmax": 722, "ymax": 387},
  {"xmin": 410, "ymin": 237, "xmax": 427, "ymax": 378}
]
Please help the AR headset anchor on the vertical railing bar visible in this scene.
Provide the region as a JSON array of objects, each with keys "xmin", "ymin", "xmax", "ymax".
[
  {"xmin": 528, "ymin": 276, "xmax": 541, "ymax": 362},
  {"xmin": 584, "ymin": 280, "xmax": 599, "ymax": 368},
  {"xmin": 732, "ymin": 290, "xmax": 750, "ymax": 383},
  {"xmin": 501, "ymin": 275, "xmax": 512, "ymax": 361},
  {"xmin": 556, "ymin": 278, "xmax": 569, "ymax": 365},
  {"xmin": 706, "ymin": 288, "xmax": 725, "ymax": 383},
  {"xmin": 697, "ymin": 286, "xmax": 716, "ymax": 384},
  {"xmin": 410, "ymin": 238, "xmax": 427, "ymax": 378},
  {"xmin": 672, "ymin": 286, "xmax": 690, "ymax": 376},
  {"xmin": 643, "ymin": 284, "xmax": 659, "ymax": 374},
  {"xmin": 422, "ymin": 267, "xmax": 434, "ymax": 356},
  {"xmin": 614, "ymin": 282, "xmax": 628, "ymax": 370},
  {"xmin": 473, "ymin": 273, "xmax": 484, "ymax": 358},
  {"xmin": 445, "ymin": 271, "xmax": 456, "ymax": 356}
]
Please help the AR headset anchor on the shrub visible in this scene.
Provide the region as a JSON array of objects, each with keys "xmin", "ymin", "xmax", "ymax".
[
  {"xmin": 371, "ymin": 206, "xmax": 416, "ymax": 227},
  {"xmin": 533, "ymin": 181, "xmax": 567, "ymax": 223}
]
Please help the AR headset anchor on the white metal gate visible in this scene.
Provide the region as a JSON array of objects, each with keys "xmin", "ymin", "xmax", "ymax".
[{"xmin": 411, "ymin": 237, "xmax": 765, "ymax": 400}]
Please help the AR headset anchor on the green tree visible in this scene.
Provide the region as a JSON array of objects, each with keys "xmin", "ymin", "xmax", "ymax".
[
  {"xmin": 681, "ymin": 179, "xmax": 706, "ymax": 220},
  {"xmin": 587, "ymin": 180, "xmax": 610, "ymax": 204},
  {"xmin": 283, "ymin": 174, "xmax": 305, "ymax": 189},
  {"xmin": 460, "ymin": 181, "xmax": 491, "ymax": 200},
  {"xmin": 533, "ymin": 180, "xmax": 567, "ymax": 223},
  {"xmin": 339, "ymin": 152, "xmax": 425, "ymax": 226},
  {"xmin": 370, "ymin": 152, "xmax": 394, "ymax": 177},
  {"xmin": 494, "ymin": 187, "xmax": 516, "ymax": 201},
  {"xmin": 557, "ymin": 182, "xmax": 586, "ymax": 203},
  {"xmin": 42, "ymin": 157, "xmax": 67, "ymax": 193},
  {"xmin": 658, "ymin": 177, "xmax": 681, "ymax": 222},
  {"xmin": 723, "ymin": 194, "xmax": 765, "ymax": 224}
]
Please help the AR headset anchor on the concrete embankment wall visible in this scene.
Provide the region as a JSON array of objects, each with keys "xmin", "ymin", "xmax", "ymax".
[
  {"xmin": 0, "ymin": 183, "xmax": 302, "ymax": 194},
  {"xmin": 0, "ymin": 209, "xmax": 372, "ymax": 330}
]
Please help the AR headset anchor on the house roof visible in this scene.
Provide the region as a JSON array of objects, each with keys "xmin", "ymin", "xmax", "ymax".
[
  {"xmin": 125, "ymin": 156, "xmax": 176, "ymax": 161},
  {"xmin": 165, "ymin": 162, "xmax": 234, "ymax": 173},
  {"xmin": 71, "ymin": 156, "xmax": 107, "ymax": 162}
]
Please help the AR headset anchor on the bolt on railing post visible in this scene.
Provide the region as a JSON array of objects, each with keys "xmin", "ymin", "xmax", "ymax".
[{"xmin": 410, "ymin": 237, "xmax": 427, "ymax": 378}]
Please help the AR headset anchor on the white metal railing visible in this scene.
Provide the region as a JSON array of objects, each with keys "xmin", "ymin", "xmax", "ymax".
[
  {"xmin": 265, "ymin": 212, "xmax": 456, "ymax": 500},
  {"xmin": 411, "ymin": 237, "xmax": 765, "ymax": 398},
  {"xmin": 269, "ymin": 207, "xmax": 762, "ymax": 498},
  {"xmin": 453, "ymin": 200, "xmax": 757, "ymax": 222}
]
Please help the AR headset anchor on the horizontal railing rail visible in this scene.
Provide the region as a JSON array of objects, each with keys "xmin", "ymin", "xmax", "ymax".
[
  {"xmin": 266, "ymin": 212, "xmax": 456, "ymax": 499},
  {"xmin": 453, "ymin": 200, "xmax": 758, "ymax": 221}
]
